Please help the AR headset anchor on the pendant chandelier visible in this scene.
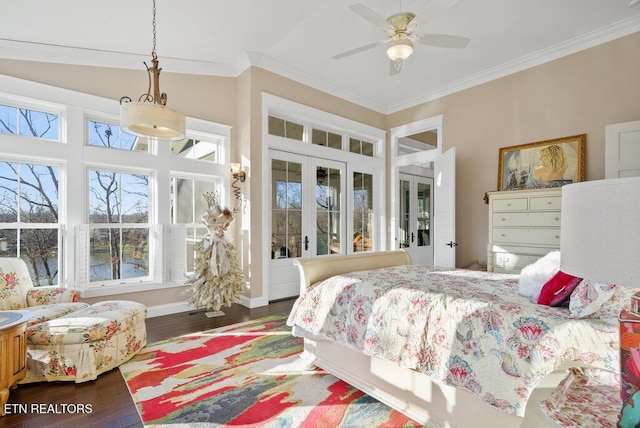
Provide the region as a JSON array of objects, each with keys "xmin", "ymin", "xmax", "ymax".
[{"xmin": 119, "ymin": 0, "xmax": 185, "ymax": 140}]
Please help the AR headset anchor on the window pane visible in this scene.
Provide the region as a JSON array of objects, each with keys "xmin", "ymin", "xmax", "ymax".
[
  {"xmin": 349, "ymin": 138, "xmax": 360, "ymax": 153},
  {"xmin": 19, "ymin": 163, "xmax": 59, "ymax": 223},
  {"xmin": 353, "ymin": 172, "xmax": 373, "ymax": 252},
  {"xmin": 172, "ymin": 178, "xmax": 194, "ymax": 223},
  {"xmin": 18, "ymin": 108, "xmax": 59, "ymax": 139},
  {"xmin": 285, "ymin": 121, "xmax": 303, "ymax": 140},
  {"xmin": 121, "ymin": 228, "xmax": 149, "ymax": 279},
  {"xmin": 172, "ymin": 138, "xmax": 219, "ymax": 162},
  {"xmin": 89, "ymin": 227, "xmax": 149, "ymax": 282},
  {"xmin": 417, "ymin": 182, "xmax": 430, "ymax": 247},
  {"xmin": 0, "ymin": 230, "xmax": 17, "ymax": 257},
  {"xmin": 327, "ymin": 132, "xmax": 341, "ymax": 149},
  {"xmin": 0, "ymin": 162, "xmax": 18, "ymax": 222},
  {"xmin": 400, "ymin": 179, "xmax": 410, "ymax": 248},
  {"xmin": 272, "ymin": 159, "xmax": 302, "ymax": 259},
  {"xmin": 268, "ymin": 116, "xmax": 285, "ymax": 137},
  {"xmin": 0, "ymin": 104, "xmax": 18, "ymax": 134},
  {"xmin": 90, "ymin": 228, "xmax": 114, "ymax": 281},
  {"xmin": 20, "ymin": 228, "xmax": 59, "ymax": 285},
  {"xmin": 311, "ymin": 129, "xmax": 326, "ymax": 146},
  {"xmin": 316, "ymin": 167, "xmax": 341, "ymax": 255},
  {"xmin": 171, "ymin": 177, "xmax": 219, "ymax": 224},
  {"xmin": 89, "ymin": 170, "xmax": 149, "ymax": 223},
  {"xmin": 361, "ymin": 141, "xmax": 374, "ymax": 157}
]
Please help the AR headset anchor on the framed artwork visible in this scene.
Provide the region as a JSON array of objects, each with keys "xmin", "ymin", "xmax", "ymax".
[{"xmin": 497, "ymin": 134, "xmax": 586, "ymax": 191}]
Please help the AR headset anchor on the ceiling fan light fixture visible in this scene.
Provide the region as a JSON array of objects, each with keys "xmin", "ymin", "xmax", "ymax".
[{"xmin": 386, "ymin": 38, "xmax": 413, "ymax": 61}]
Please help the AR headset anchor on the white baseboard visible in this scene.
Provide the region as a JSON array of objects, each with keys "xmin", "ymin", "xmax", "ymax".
[
  {"xmin": 145, "ymin": 296, "xmax": 269, "ymax": 318},
  {"xmin": 238, "ymin": 294, "xmax": 269, "ymax": 308},
  {"xmin": 146, "ymin": 301, "xmax": 195, "ymax": 318}
]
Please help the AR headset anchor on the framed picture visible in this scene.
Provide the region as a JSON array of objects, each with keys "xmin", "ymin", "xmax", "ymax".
[{"xmin": 497, "ymin": 134, "xmax": 586, "ymax": 191}]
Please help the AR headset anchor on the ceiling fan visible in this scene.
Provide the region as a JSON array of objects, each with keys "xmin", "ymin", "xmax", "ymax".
[{"xmin": 333, "ymin": 2, "xmax": 470, "ymax": 76}]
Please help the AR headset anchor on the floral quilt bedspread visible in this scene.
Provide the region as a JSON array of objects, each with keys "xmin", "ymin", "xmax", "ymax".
[{"xmin": 286, "ymin": 264, "xmax": 619, "ymax": 416}]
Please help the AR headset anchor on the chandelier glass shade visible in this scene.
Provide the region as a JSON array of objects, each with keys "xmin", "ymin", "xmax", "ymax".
[
  {"xmin": 119, "ymin": 0, "xmax": 185, "ymax": 141},
  {"xmin": 386, "ymin": 38, "xmax": 414, "ymax": 61}
]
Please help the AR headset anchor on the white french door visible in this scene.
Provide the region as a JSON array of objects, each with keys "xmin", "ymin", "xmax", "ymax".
[
  {"xmin": 399, "ymin": 173, "xmax": 434, "ymax": 265},
  {"xmin": 269, "ymin": 150, "xmax": 346, "ymax": 300}
]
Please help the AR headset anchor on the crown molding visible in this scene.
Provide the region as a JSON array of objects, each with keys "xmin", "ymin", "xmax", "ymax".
[
  {"xmin": 235, "ymin": 52, "xmax": 388, "ymax": 113},
  {"xmin": 386, "ymin": 15, "xmax": 640, "ymax": 114}
]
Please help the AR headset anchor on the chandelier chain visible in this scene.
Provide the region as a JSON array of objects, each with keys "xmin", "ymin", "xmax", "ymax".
[{"xmin": 151, "ymin": 0, "xmax": 157, "ymax": 56}]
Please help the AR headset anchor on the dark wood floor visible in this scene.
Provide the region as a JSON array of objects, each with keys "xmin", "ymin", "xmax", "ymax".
[{"xmin": 1, "ymin": 298, "xmax": 296, "ymax": 428}]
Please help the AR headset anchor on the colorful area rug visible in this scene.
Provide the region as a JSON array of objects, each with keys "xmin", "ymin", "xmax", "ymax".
[{"xmin": 120, "ymin": 314, "xmax": 421, "ymax": 427}]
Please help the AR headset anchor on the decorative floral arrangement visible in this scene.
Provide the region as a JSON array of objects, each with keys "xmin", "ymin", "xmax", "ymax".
[{"xmin": 183, "ymin": 192, "xmax": 244, "ymax": 310}]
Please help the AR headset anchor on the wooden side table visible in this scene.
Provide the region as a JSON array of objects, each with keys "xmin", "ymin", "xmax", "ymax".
[{"xmin": 0, "ymin": 311, "xmax": 33, "ymax": 416}]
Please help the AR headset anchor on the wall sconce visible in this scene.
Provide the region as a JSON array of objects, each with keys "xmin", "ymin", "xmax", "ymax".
[
  {"xmin": 230, "ymin": 163, "xmax": 246, "ymax": 183},
  {"xmin": 231, "ymin": 163, "xmax": 247, "ymax": 213}
]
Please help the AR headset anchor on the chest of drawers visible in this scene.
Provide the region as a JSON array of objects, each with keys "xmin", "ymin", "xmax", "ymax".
[{"xmin": 487, "ymin": 188, "xmax": 561, "ymax": 273}]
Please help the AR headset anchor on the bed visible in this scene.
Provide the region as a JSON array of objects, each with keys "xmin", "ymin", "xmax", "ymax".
[{"xmin": 286, "ymin": 250, "xmax": 619, "ymax": 427}]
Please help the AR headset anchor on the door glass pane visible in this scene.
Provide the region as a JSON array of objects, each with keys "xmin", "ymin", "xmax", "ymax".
[
  {"xmin": 272, "ymin": 159, "xmax": 302, "ymax": 259},
  {"xmin": 316, "ymin": 167, "xmax": 341, "ymax": 255},
  {"xmin": 399, "ymin": 179, "xmax": 410, "ymax": 248},
  {"xmin": 353, "ymin": 172, "xmax": 373, "ymax": 252},
  {"xmin": 417, "ymin": 182, "xmax": 430, "ymax": 247}
]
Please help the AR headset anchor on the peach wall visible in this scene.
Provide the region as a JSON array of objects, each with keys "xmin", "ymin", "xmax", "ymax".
[{"xmin": 387, "ymin": 31, "xmax": 640, "ymax": 268}]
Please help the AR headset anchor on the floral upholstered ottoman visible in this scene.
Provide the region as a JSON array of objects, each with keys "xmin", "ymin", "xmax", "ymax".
[{"xmin": 22, "ymin": 300, "xmax": 147, "ymax": 383}]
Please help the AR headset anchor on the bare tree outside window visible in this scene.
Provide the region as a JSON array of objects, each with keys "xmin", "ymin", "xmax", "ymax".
[{"xmin": 0, "ymin": 104, "xmax": 60, "ymax": 285}]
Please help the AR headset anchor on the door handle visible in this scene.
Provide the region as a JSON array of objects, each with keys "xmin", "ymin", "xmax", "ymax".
[
  {"xmin": 446, "ymin": 241, "xmax": 458, "ymax": 248},
  {"xmin": 411, "ymin": 232, "xmax": 415, "ymax": 243},
  {"xmin": 304, "ymin": 236, "xmax": 309, "ymax": 251}
]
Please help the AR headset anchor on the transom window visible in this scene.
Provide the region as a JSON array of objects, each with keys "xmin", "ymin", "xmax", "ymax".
[
  {"xmin": 268, "ymin": 116, "xmax": 303, "ymax": 140},
  {"xmin": 0, "ymin": 103, "xmax": 59, "ymax": 140},
  {"xmin": 312, "ymin": 128, "xmax": 342, "ymax": 150},
  {"xmin": 267, "ymin": 113, "xmax": 380, "ymax": 159},
  {"xmin": 88, "ymin": 120, "xmax": 146, "ymax": 152}
]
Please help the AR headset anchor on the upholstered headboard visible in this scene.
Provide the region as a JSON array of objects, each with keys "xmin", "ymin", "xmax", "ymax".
[{"xmin": 294, "ymin": 250, "xmax": 412, "ymax": 292}]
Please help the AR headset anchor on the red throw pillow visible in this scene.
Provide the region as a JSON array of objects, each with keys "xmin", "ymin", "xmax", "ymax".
[{"xmin": 537, "ymin": 271, "xmax": 583, "ymax": 306}]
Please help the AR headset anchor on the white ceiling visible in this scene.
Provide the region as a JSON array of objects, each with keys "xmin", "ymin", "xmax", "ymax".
[{"xmin": 1, "ymin": 0, "xmax": 639, "ymax": 114}]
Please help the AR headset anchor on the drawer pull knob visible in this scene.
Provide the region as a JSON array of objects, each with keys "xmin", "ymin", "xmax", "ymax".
[
  {"xmin": 554, "ymin": 217, "xmax": 560, "ymax": 221},
  {"xmin": 501, "ymin": 218, "xmax": 506, "ymax": 221},
  {"xmin": 555, "ymin": 235, "xmax": 560, "ymax": 239},
  {"xmin": 547, "ymin": 202, "xmax": 552, "ymax": 205}
]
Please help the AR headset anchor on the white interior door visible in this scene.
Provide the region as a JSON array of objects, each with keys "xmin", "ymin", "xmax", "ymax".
[
  {"xmin": 434, "ymin": 148, "xmax": 456, "ymax": 268},
  {"xmin": 269, "ymin": 150, "xmax": 346, "ymax": 300},
  {"xmin": 605, "ymin": 120, "xmax": 640, "ymax": 178},
  {"xmin": 399, "ymin": 173, "xmax": 434, "ymax": 265}
]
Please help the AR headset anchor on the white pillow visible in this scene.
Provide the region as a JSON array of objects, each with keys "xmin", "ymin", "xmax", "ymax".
[{"xmin": 518, "ymin": 250, "xmax": 561, "ymax": 301}]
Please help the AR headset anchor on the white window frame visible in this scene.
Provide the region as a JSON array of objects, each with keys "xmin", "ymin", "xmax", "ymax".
[
  {"xmin": 261, "ymin": 93, "xmax": 386, "ymax": 301},
  {"xmin": 0, "ymin": 74, "xmax": 232, "ymax": 297}
]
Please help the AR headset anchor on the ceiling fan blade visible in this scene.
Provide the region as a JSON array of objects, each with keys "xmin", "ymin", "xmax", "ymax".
[
  {"xmin": 349, "ymin": 4, "xmax": 393, "ymax": 30},
  {"xmin": 333, "ymin": 40, "xmax": 388, "ymax": 60},
  {"xmin": 416, "ymin": 33, "xmax": 470, "ymax": 49}
]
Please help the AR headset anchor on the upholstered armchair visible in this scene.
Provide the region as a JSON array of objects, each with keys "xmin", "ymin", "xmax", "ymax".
[
  {"xmin": 0, "ymin": 257, "xmax": 147, "ymax": 383},
  {"xmin": 0, "ymin": 257, "xmax": 88, "ymax": 323}
]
